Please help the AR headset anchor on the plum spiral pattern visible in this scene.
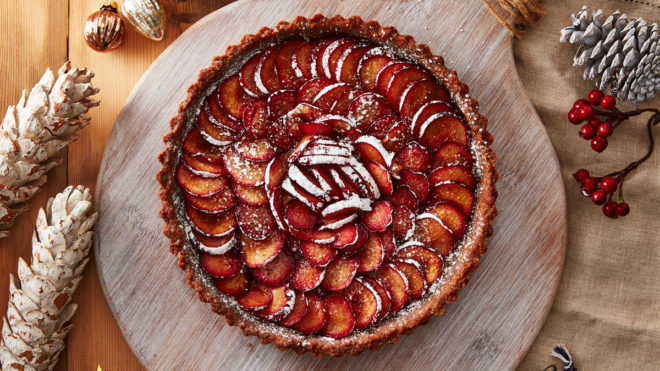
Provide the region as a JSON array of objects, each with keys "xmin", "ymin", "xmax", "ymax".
[{"xmin": 175, "ymin": 36, "xmax": 478, "ymax": 339}]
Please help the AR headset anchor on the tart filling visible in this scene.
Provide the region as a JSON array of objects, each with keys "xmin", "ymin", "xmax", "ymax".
[{"xmin": 158, "ymin": 15, "xmax": 497, "ymax": 356}]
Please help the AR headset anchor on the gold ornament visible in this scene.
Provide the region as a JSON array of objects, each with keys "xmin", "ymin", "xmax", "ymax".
[
  {"xmin": 121, "ymin": 0, "xmax": 166, "ymax": 41},
  {"xmin": 83, "ymin": 2, "xmax": 125, "ymax": 52}
]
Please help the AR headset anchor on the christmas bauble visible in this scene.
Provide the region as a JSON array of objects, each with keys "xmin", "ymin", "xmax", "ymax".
[
  {"xmin": 83, "ymin": 2, "xmax": 125, "ymax": 52},
  {"xmin": 121, "ymin": 0, "xmax": 166, "ymax": 41}
]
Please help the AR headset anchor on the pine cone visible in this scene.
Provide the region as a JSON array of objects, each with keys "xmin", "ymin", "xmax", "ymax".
[
  {"xmin": 0, "ymin": 185, "xmax": 97, "ymax": 371},
  {"xmin": 0, "ymin": 62, "xmax": 99, "ymax": 238},
  {"xmin": 560, "ymin": 6, "xmax": 660, "ymax": 104}
]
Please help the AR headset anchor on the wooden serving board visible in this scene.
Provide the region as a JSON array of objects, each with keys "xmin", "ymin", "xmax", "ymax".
[{"xmin": 95, "ymin": 0, "xmax": 566, "ymax": 369}]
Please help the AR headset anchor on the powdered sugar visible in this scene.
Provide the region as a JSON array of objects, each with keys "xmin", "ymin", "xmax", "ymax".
[
  {"xmin": 416, "ymin": 212, "xmax": 454, "ymax": 236},
  {"xmin": 348, "ymin": 158, "xmax": 381, "ymax": 199},
  {"xmin": 329, "ymin": 168, "xmax": 350, "ymax": 197},
  {"xmin": 319, "ymin": 212, "xmax": 357, "ymax": 230},
  {"xmin": 268, "ymin": 193, "xmax": 286, "ymax": 231},
  {"xmin": 291, "ymin": 50, "xmax": 304, "ymax": 79},
  {"xmin": 321, "ymin": 40, "xmax": 342, "ymax": 78},
  {"xmin": 354, "ymin": 135, "xmax": 394, "ymax": 166},
  {"xmin": 204, "ymin": 106, "xmax": 239, "ymax": 133},
  {"xmin": 287, "ymin": 136, "xmax": 314, "ymax": 163},
  {"xmin": 199, "ymin": 129, "xmax": 233, "ymax": 147},
  {"xmin": 183, "ymin": 161, "xmax": 219, "ymax": 178},
  {"xmin": 334, "ymin": 44, "xmax": 361, "ymax": 80},
  {"xmin": 197, "ymin": 235, "xmax": 236, "ymax": 255},
  {"xmin": 417, "ymin": 111, "xmax": 463, "ymax": 140},
  {"xmin": 309, "ymin": 168, "xmax": 336, "ymax": 198},
  {"xmin": 339, "ymin": 165, "xmax": 372, "ymax": 197},
  {"xmin": 396, "ymin": 240, "xmax": 424, "ymax": 253},
  {"xmin": 297, "ymin": 154, "xmax": 351, "ymax": 166},
  {"xmin": 317, "ymin": 114, "xmax": 356, "ymax": 128},
  {"xmin": 264, "ymin": 156, "xmax": 277, "ymax": 198},
  {"xmin": 321, "ymin": 195, "xmax": 372, "ymax": 217},
  {"xmin": 403, "ymin": 215, "xmax": 416, "ymax": 241},
  {"xmin": 389, "ymin": 263, "xmax": 409, "ymax": 291},
  {"xmin": 288, "ymin": 165, "xmax": 329, "ymax": 201},
  {"xmin": 261, "ymin": 287, "xmax": 296, "ymax": 321},
  {"xmin": 356, "ymin": 277, "xmax": 382, "ymax": 325},
  {"xmin": 347, "ymin": 92, "xmax": 378, "ymax": 124},
  {"xmin": 312, "ymin": 82, "xmax": 349, "ymax": 103},
  {"xmin": 410, "ymin": 99, "xmax": 447, "ymax": 133},
  {"xmin": 254, "ymin": 54, "xmax": 269, "ymax": 95},
  {"xmin": 314, "ymin": 137, "xmax": 355, "ymax": 150},
  {"xmin": 303, "ymin": 142, "xmax": 352, "ymax": 157},
  {"xmin": 281, "ymin": 178, "xmax": 323, "ymax": 210}
]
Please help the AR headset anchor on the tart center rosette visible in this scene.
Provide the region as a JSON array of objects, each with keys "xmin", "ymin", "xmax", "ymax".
[{"xmin": 174, "ymin": 37, "xmax": 478, "ymax": 339}]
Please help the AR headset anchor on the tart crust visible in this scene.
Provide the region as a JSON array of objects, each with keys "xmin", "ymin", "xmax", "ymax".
[{"xmin": 157, "ymin": 14, "xmax": 498, "ymax": 356}]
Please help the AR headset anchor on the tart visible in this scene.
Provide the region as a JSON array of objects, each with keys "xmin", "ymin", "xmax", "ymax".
[{"xmin": 157, "ymin": 14, "xmax": 497, "ymax": 356}]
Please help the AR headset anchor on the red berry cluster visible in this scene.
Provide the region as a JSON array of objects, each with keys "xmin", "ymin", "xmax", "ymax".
[
  {"xmin": 573, "ymin": 169, "xmax": 630, "ymax": 218},
  {"xmin": 568, "ymin": 90, "xmax": 617, "ymax": 152},
  {"xmin": 568, "ymin": 90, "xmax": 659, "ymax": 218}
]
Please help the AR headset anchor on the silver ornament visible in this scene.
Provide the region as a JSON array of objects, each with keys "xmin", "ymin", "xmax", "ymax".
[{"xmin": 121, "ymin": 0, "xmax": 166, "ymax": 41}]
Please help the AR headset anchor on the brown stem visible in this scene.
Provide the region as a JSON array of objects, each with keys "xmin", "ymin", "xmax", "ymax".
[{"xmin": 602, "ymin": 112, "xmax": 659, "ymax": 182}]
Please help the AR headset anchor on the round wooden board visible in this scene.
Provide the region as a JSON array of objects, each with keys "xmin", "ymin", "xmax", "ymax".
[{"xmin": 95, "ymin": 0, "xmax": 566, "ymax": 369}]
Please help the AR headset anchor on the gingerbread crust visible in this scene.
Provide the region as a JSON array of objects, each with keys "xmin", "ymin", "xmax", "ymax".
[{"xmin": 157, "ymin": 14, "xmax": 498, "ymax": 357}]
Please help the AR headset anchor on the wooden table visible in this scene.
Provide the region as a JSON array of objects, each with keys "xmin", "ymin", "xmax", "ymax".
[{"xmin": 0, "ymin": 1, "xmax": 234, "ymax": 369}]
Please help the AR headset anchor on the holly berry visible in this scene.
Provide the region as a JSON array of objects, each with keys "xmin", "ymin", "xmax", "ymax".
[
  {"xmin": 578, "ymin": 104, "xmax": 595, "ymax": 121},
  {"xmin": 568, "ymin": 90, "xmax": 660, "ymax": 219},
  {"xmin": 582, "ymin": 177, "xmax": 599, "ymax": 195},
  {"xmin": 568, "ymin": 109, "xmax": 582, "ymax": 124},
  {"xmin": 600, "ymin": 177, "xmax": 618, "ymax": 193},
  {"xmin": 591, "ymin": 190, "xmax": 607, "ymax": 205},
  {"xmin": 573, "ymin": 169, "xmax": 589, "ymax": 182},
  {"xmin": 580, "ymin": 124, "xmax": 597, "ymax": 139},
  {"xmin": 573, "ymin": 99, "xmax": 589, "ymax": 110},
  {"xmin": 616, "ymin": 202, "xmax": 630, "ymax": 217},
  {"xmin": 602, "ymin": 201, "xmax": 618, "ymax": 218},
  {"xmin": 591, "ymin": 136, "xmax": 608, "ymax": 152},
  {"xmin": 597, "ymin": 122, "xmax": 612, "ymax": 137},
  {"xmin": 600, "ymin": 95, "xmax": 616, "ymax": 110},
  {"xmin": 588, "ymin": 90, "xmax": 604, "ymax": 105},
  {"xmin": 588, "ymin": 118, "xmax": 601, "ymax": 128}
]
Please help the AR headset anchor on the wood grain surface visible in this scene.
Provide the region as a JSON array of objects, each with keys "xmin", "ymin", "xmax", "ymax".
[
  {"xmin": 0, "ymin": 1, "xmax": 231, "ymax": 370},
  {"xmin": 93, "ymin": 0, "xmax": 567, "ymax": 370}
]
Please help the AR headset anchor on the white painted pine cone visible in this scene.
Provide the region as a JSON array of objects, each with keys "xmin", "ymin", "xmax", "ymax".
[
  {"xmin": 560, "ymin": 7, "xmax": 660, "ymax": 104},
  {"xmin": 0, "ymin": 62, "xmax": 99, "ymax": 238},
  {"xmin": 0, "ymin": 185, "xmax": 97, "ymax": 371}
]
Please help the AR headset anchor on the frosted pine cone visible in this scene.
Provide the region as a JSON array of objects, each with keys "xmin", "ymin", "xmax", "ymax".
[
  {"xmin": 560, "ymin": 6, "xmax": 660, "ymax": 104},
  {"xmin": 0, "ymin": 62, "xmax": 99, "ymax": 238},
  {"xmin": 0, "ymin": 185, "xmax": 97, "ymax": 370}
]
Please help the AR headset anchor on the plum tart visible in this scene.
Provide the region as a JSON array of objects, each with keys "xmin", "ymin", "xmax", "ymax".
[{"xmin": 158, "ymin": 15, "xmax": 497, "ymax": 356}]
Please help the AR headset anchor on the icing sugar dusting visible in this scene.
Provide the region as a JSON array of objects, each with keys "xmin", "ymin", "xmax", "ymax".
[
  {"xmin": 319, "ymin": 212, "xmax": 357, "ymax": 230},
  {"xmin": 288, "ymin": 165, "xmax": 328, "ymax": 200},
  {"xmin": 322, "ymin": 195, "xmax": 372, "ymax": 217},
  {"xmin": 312, "ymin": 82, "xmax": 349, "ymax": 103},
  {"xmin": 297, "ymin": 154, "xmax": 351, "ymax": 166},
  {"xmin": 321, "ymin": 40, "xmax": 342, "ymax": 78},
  {"xmin": 357, "ymin": 277, "xmax": 383, "ymax": 322},
  {"xmin": 198, "ymin": 235, "xmax": 236, "ymax": 255},
  {"xmin": 355, "ymin": 135, "xmax": 395, "ymax": 166},
  {"xmin": 348, "ymin": 158, "xmax": 381, "ymax": 199},
  {"xmin": 281, "ymin": 178, "xmax": 323, "ymax": 210},
  {"xmin": 417, "ymin": 212, "xmax": 454, "ymax": 236}
]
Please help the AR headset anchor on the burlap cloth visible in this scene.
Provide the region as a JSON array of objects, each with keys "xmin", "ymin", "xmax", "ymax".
[{"xmin": 512, "ymin": 1, "xmax": 660, "ymax": 369}]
